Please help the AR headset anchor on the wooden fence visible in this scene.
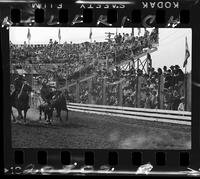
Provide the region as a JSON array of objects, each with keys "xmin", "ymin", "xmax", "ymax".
[{"xmin": 63, "ymin": 73, "xmax": 191, "ymax": 112}]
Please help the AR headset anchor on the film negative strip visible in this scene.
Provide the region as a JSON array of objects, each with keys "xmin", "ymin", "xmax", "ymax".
[{"xmin": 1, "ymin": 0, "xmax": 200, "ymax": 176}]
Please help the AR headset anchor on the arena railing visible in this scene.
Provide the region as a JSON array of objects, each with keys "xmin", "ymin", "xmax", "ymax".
[{"xmin": 67, "ymin": 103, "xmax": 191, "ymax": 126}]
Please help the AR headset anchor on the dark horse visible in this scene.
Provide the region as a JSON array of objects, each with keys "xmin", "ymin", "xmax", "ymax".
[
  {"xmin": 50, "ymin": 90, "xmax": 69, "ymax": 121},
  {"xmin": 38, "ymin": 102, "xmax": 54, "ymax": 123},
  {"xmin": 39, "ymin": 83, "xmax": 69, "ymax": 122},
  {"xmin": 11, "ymin": 82, "xmax": 32, "ymax": 123}
]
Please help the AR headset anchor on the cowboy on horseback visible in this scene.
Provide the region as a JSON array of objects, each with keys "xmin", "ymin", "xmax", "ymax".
[
  {"xmin": 11, "ymin": 73, "xmax": 32, "ymax": 123},
  {"xmin": 40, "ymin": 80, "xmax": 55, "ymax": 104},
  {"xmin": 38, "ymin": 80, "xmax": 56, "ymax": 123},
  {"xmin": 39, "ymin": 80, "xmax": 69, "ymax": 123},
  {"xmin": 13, "ymin": 74, "xmax": 25, "ymax": 99}
]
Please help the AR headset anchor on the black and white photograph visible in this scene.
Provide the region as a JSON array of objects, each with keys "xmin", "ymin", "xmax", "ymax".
[{"xmin": 10, "ymin": 27, "xmax": 191, "ymax": 149}]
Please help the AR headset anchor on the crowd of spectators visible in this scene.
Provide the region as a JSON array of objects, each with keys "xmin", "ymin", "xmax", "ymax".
[
  {"xmin": 10, "ymin": 28, "xmax": 158, "ymax": 82},
  {"xmin": 76, "ymin": 62, "xmax": 185, "ymax": 111},
  {"xmin": 10, "ymin": 28, "xmax": 188, "ymax": 111}
]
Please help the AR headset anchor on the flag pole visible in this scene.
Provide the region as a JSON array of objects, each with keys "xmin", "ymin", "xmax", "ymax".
[
  {"xmin": 58, "ymin": 28, "xmax": 61, "ymax": 45},
  {"xmin": 27, "ymin": 28, "xmax": 31, "ymax": 46},
  {"xmin": 89, "ymin": 27, "xmax": 92, "ymax": 43},
  {"xmin": 184, "ymin": 36, "xmax": 191, "ymax": 111},
  {"xmin": 131, "ymin": 28, "xmax": 134, "ymax": 36},
  {"xmin": 184, "ymin": 36, "xmax": 188, "ymax": 111},
  {"xmin": 184, "ymin": 64, "xmax": 187, "ymax": 111}
]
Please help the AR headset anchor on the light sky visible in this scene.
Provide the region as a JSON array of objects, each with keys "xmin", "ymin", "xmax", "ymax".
[{"xmin": 10, "ymin": 27, "xmax": 192, "ymax": 72}]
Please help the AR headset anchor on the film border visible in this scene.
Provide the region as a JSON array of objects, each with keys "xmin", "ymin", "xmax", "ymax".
[{"xmin": 1, "ymin": 0, "xmax": 200, "ymax": 175}]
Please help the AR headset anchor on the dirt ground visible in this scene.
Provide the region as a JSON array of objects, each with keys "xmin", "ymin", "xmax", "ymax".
[{"xmin": 11, "ymin": 107, "xmax": 191, "ymax": 149}]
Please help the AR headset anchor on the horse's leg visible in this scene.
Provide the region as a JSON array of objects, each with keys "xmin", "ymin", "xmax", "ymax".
[
  {"xmin": 16, "ymin": 109, "xmax": 20, "ymax": 120},
  {"xmin": 18, "ymin": 109, "xmax": 23, "ymax": 120},
  {"xmin": 48, "ymin": 111, "xmax": 53, "ymax": 125},
  {"xmin": 11, "ymin": 108, "xmax": 16, "ymax": 122},
  {"xmin": 23, "ymin": 109, "xmax": 27, "ymax": 123},
  {"xmin": 66, "ymin": 108, "xmax": 68, "ymax": 121},
  {"xmin": 39, "ymin": 106, "xmax": 42, "ymax": 120},
  {"xmin": 56, "ymin": 108, "xmax": 59, "ymax": 117},
  {"xmin": 44, "ymin": 112, "xmax": 47, "ymax": 121},
  {"xmin": 57, "ymin": 108, "xmax": 62, "ymax": 121}
]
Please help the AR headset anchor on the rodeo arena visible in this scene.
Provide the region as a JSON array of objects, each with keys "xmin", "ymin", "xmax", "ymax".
[{"xmin": 10, "ymin": 28, "xmax": 191, "ymax": 149}]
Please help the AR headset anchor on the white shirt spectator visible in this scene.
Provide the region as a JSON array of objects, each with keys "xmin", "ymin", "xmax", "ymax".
[{"xmin": 178, "ymin": 102, "xmax": 184, "ymax": 111}]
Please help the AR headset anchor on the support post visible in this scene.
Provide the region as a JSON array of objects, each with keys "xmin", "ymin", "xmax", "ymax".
[
  {"xmin": 76, "ymin": 80, "xmax": 80, "ymax": 103},
  {"xmin": 184, "ymin": 73, "xmax": 187, "ymax": 111},
  {"xmin": 88, "ymin": 78, "xmax": 92, "ymax": 104},
  {"xmin": 118, "ymin": 82, "xmax": 123, "ymax": 106},
  {"xmin": 132, "ymin": 58, "xmax": 135, "ymax": 69},
  {"xmin": 102, "ymin": 77, "xmax": 106, "ymax": 105},
  {"xmin": 186, "ymin": 73, "xmax": 191, "ymax": 111},
  {"xmin": 136, "ymin": 76, "xmax": 141, "ymax": 108},
  {"xmin": 66, "ymin": 83, "xmax": 69, "ymax": 91},
  {"xmin": 106, "ymin": 56, "xmax": 108, "ymax": 69},
  {"xmin": 137, "ymin": 58, "xmax": 140, "ymax": 71},
  {"xmin": 158, "ymin": 74, "xmax": 164, "ymax": 109}
]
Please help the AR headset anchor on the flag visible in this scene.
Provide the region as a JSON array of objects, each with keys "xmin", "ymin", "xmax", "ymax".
[
  {"xmin": 27, "ymin": 28, "xmax": 31, "ymax": 41},
  {"xmin": 89, "ymin": 28, "xmax": 92, "ymax": 40},
  {"xmin": 58, "ymin": 28, "xmax": 61, "ymax": 42},
  {"xmin": 183, "ymin": 37, "xmax": 190, "ymax": 68}
]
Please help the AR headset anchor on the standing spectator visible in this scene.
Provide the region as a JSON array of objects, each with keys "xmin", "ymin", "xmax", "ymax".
[
  {"xmin": 144, "ymin": 92, "xmax": 151, "ymax": 108},
  {"xmin": 151, "ymin": 90, "xmax": 158, "ymax": 109},
  {"xmin": 172, "ymin": 89, "xmax": 180, "ymax": 110},
  {"xmin": 164, "ymin": 70, "xmax": 172, "ymax": 88},
  {"xmin": 178, "ymin": 97, "xmax": 185, "ymax": 111},
  {"xmin": 157, "ymin": 68, "xmax": 162, "ymax": 76},
  {"xmin": 163, "ymin": 66, "xmax": 167, "ymax": 76},
  {"xmin": 118, "ymin": 33, "xmax": 122, "ymax": 43}
]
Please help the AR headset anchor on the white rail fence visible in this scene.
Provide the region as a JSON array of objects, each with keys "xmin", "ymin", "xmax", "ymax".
[{"xmin": 67, "ymin": 103, "xmax": 191, "ymax": 126}]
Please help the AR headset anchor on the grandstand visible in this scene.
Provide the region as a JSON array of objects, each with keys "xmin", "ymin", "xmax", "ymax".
[{"xmin": 10, "ymin": 28, "xmax": 191, "ymax": 112}]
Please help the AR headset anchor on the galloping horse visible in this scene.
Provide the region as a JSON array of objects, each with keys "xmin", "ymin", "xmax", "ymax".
[{"xmin": 11, "ymin": 81, "xmax": 32, "ymax": 123}]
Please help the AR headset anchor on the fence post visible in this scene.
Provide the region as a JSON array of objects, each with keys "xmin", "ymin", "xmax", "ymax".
[
  {"xmin": 65, "ymin": 79, "xmax": 69, "ymax": 91},
  {"xmin": 158, "ymin": 74, "xmax": 164, "ymax": 109},
  {"xmin": 88, "ymin": 78, "xmax": 92, "ymax": 104},
  {"xmin": 118, "ymin": 81, "xmax": 123, "ymax": 106},
  {"xmin": 186, "ymin": 73, "xmax": 191, "ymax": 111},
  {"xmin": 102, "ymin": 77, "xmax": 106, "ymax": 105},
  {"xmin": 76, "ymin": 80, "xmax": 80, "ymax": 103},
  {"xmin": 136, "ymin": 76, "xmax": 141, "ymax": 108},
  {"xmin": 137, "ymin": 58, "xmax": 140, "ymax": 70},
  {"xmin": 66, "ymin": 84, "xmax": 69, "ymax": 91}
]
